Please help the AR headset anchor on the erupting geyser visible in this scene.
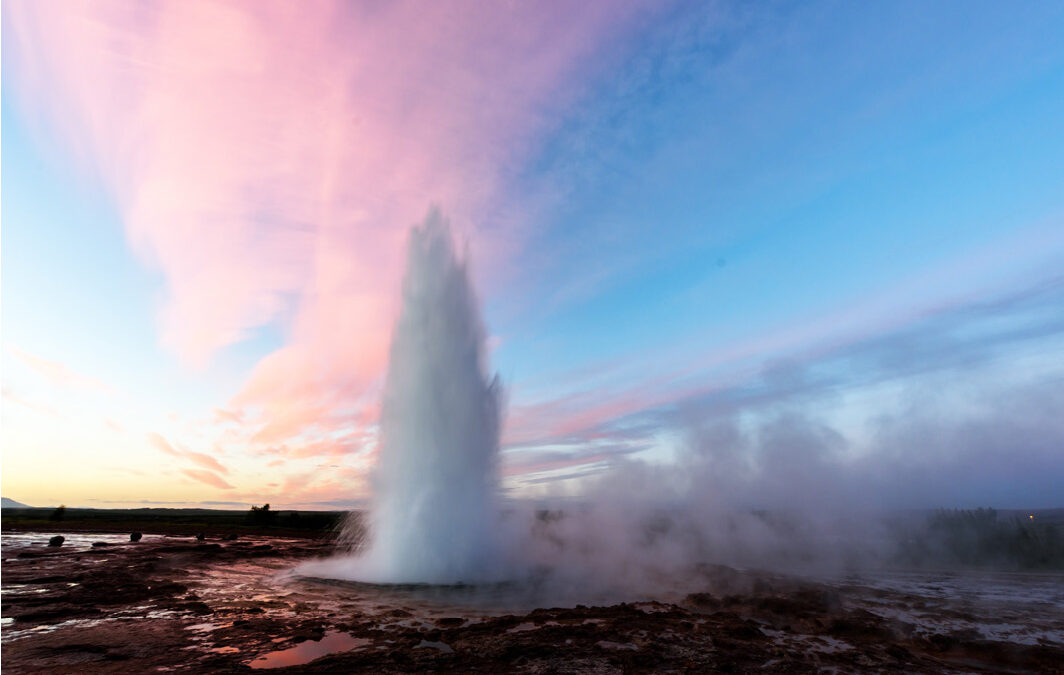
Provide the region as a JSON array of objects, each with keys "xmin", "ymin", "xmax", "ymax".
[{"xmin": 305, "ymin": 209, "xmax": 502, "ymax": 585}]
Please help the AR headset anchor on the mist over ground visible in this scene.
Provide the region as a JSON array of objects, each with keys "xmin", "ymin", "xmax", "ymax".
[{"xmin": 317, "ymin": 358, "xmax": 1063, "ymax": 599}]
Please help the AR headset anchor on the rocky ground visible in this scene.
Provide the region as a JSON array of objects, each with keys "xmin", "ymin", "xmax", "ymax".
[{"xmin": 2, "ymin": 532, "xmax": 1062, "ymax": 673}]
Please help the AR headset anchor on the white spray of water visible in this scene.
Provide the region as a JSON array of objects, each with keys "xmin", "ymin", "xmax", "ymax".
[{"xmin": 303, "ymin": 209, "xmax": 502, "ymax": 584}]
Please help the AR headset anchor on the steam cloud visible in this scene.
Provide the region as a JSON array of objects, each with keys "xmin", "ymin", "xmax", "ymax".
[{"xmin": 500, "ymin": 342, "xmax": 1064, "ymax": 599}]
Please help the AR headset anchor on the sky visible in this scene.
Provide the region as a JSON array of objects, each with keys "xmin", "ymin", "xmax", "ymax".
[{"xmin": 2, "ymin": 0, "xmax": 1063, "ymax": 510}]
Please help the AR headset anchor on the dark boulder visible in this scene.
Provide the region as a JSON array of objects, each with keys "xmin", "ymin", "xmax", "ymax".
[
  {"xmin": 130, "ymin": 532, "xmax": 143, "ymax": 542},
  {"xmin": 223, "ymin": 533, "xmax": 238, "ymax": 541},
  {"xmin": 48, "ymin": 535, "xmax": 65, "ymax": 547},
  {"xmin": 91, "ymin": 542, "xmax": 112, "ymax": 548},
  {"xmin": 195, "ymin": 532, "xmax": 206, "ymax": 541}
]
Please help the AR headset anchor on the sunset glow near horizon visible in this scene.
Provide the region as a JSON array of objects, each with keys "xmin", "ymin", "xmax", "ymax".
[{"xmin": 3, "ymin": 1, "xmax": 1064, "ymax": 511}]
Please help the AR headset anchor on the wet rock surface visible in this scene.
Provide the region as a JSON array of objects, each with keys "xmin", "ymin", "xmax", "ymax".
[{"xmin": 2, "ymin": 533, "xmax": 1062, "ymax": 673}]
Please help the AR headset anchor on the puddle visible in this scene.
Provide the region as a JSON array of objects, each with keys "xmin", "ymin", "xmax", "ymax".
[
  {"xmin": 247, "ymin": 631, "xmax": 369, "ymax": 669},
  {"xmin": 416, "ymin": 639, "xmax": 453, "ymax": 653},
  {"xmin": 185, "ymin": 621, "xmax": 234, "ymax": 634},
  {"xmin": 1, "ymin": 532, "xmax": 167, "ymax": 551}
]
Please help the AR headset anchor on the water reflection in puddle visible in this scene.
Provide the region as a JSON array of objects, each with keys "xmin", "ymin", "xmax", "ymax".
[
  {"xmin": 247, "ymin": 631, "xmax": 369, "ymax": 669},
  {"xmin": 1, "ymin": 532, "xmax": 167, "ymax": 550},
  {"xmin": 185, "ymin": 621, "xmax": 234, "ymax": 635}
]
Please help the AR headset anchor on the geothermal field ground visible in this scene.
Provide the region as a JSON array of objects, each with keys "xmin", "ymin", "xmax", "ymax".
[
  {"xmin": 5, "ymin": 4, "xmax": 1064, "ymax": 672},
  {"xmin": 2, "ymin": 514, "xmax": 1063, "ymax": 673}
]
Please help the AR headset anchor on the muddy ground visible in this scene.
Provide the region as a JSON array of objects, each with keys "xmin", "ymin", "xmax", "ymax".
[{"xmin": 2, "ymin": 532, "xmax": 1062, "ymax": 673}]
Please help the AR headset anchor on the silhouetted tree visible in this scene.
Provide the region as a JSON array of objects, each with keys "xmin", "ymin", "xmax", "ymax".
[
  {"xmin": 49, "ymin": 504, "xmax": 66, "ymax": 522},
  {"xmin": 247, "ymin": 503, "xmax": 277, "ymax": 526}
]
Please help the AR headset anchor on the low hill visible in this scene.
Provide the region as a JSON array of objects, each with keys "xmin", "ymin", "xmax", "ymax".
[{"xmin": 0, "ymin": 505, "xmax": 351, "ymax": 539}]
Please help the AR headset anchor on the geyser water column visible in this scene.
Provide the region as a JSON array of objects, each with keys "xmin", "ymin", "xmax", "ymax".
[{"xmin": 327, "ymin": 209, "xmax": 502, "ymax": 585}]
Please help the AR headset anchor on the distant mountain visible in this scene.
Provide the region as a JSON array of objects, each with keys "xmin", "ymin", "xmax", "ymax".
[{"xmin": 1, "ymin": 497, "xmax": 34, "ymax": 508}]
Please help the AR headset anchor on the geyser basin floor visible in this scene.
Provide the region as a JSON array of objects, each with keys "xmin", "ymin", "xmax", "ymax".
[{"xmin": 3, "ymin": 533, "xmax": 1063, "ymax": 673}]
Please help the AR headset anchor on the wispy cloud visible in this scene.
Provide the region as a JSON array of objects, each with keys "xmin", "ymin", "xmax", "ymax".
[
  {"xmin": 2, "ymin": 387, "xmax": 65, "ymax": 419},
  {"xmin": 147, "ymin": 432, "xmax": 181, "ymax": 457},
  {"xmin": 505, "ymin": 276, "xmax": 1064, "ymax": 489},
  {"xmin": 183, "ymin": 450, "xmax": 229, "ymax": 476},
  {"xmin": 148, "ymin": 432, "xmax": 232, "ymax": 479},
  {"xmin": 181, "ymin": 469, "xmax": 235, "ymax": 491},
  {"xmin": 7, "ymin": 346, "xmax": 115, "ymax": 393},
  {"xmin": 212, "ymin": 408, "xmax": 244, "ymax": 425}
]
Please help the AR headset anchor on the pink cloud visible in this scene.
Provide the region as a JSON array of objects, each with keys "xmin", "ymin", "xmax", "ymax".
[
  {"xmin": 280, "ymin": 472, "xmax": 315, "ymax": 495},
  {"xmin": 183, "ymin": 450, "xmax": 229, "ymax": 475},
  {"xmin": 147, "ymin": 432, "xmax": 181, "ymax": 457},
  {"xmin": 148, "ymin": 432, "xmax": 231, "ymax": 476},
  {"xmin": 181, "ymin": 469, "xmax": 235, "ymax": 490},
  {"xmin": 212, "ymin": 408, "xmax": 244, "ymax": 425},
  {"xmin": 5, "ymin": 0, "xmax": 654, "ymax": 464},
  {"xmin": 505, "ymin": 373, "xmax": 699, "ymax": 446}
]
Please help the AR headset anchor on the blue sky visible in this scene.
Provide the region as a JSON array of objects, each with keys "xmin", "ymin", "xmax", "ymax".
[{"xmin": 3, "ymin": 0, "xmax": 1063, "ymax": 509}]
